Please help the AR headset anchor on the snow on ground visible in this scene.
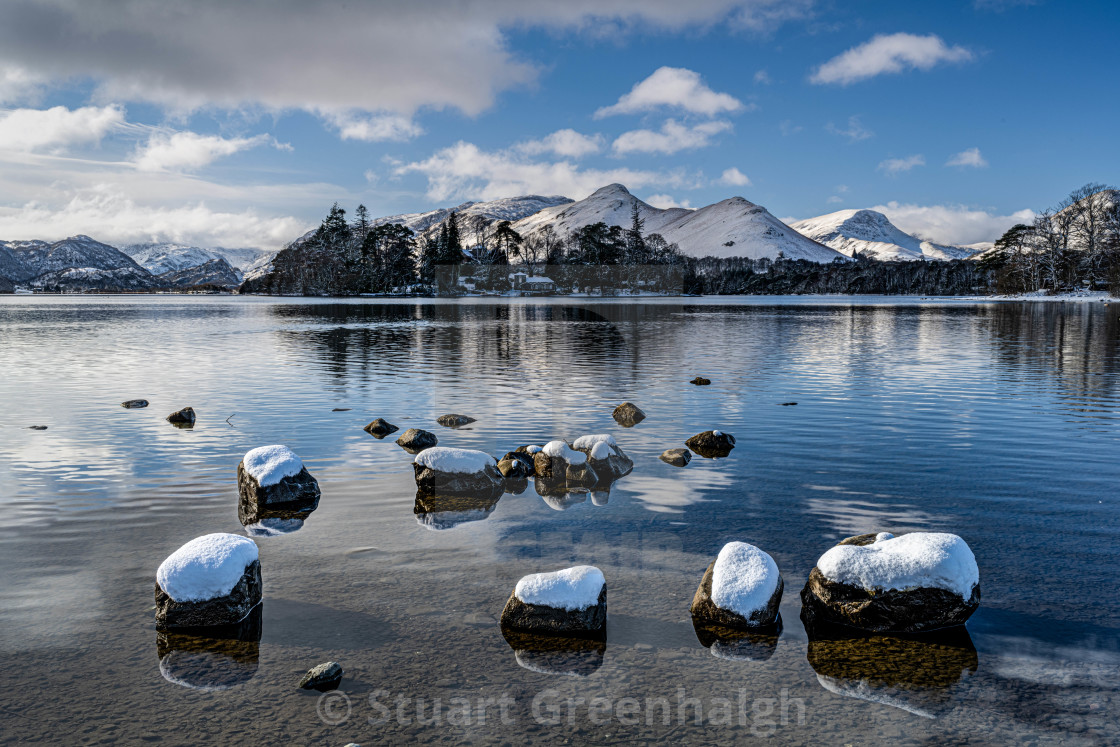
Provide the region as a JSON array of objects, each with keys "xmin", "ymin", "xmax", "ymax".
[
  {"xmin": 515, "ymin": 565, "xmax": 605, "ymax": 610},
  {"xmin": 413, "ymin": 446, "xmax": 497, "ymax": 474},
  {"xmin": 156, "ymin": 533, "xmax": 259, "ymax": 602},
  {"xmin": 243, "ymin": 445, "xmax": 304, "ymax": 487},
  {"xmin": 816, "ymin": 532, "xmax": 979, "ymax": 597},
  {"xmin": 956, "ymin": 290, "xmax": 1117, "ymax": 303},
  {"xmin": 710, "ymin": 542, "xmax": 781, "ymax": 617}
]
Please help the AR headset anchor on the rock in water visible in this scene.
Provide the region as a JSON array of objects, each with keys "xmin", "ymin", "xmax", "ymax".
[
  {"xmin": 571, "ymin": 434, "xmax": 634, "ymax": 483},
  {"xmin": 690, "ymin": 542, "xmax": 783, "ymax": 630},
  {"xmin": 167, "ymin": 406, "xmax": 196, "ymax": 424},
  {"xmin": 532, "ymin": 440, "xmax": 598, "ymax": 494},
  {"xmin": 27, "ymin": 425, "xmax": 47, "ymax": 430},
  {"xmin": 686, "ymin": 430, "xmax": 736, "ymax": 458},
  {"xmin": 121, "ymin": 399, "xmax": 149, "ymax": 408},
  {"xmin": 497, "ymin": 451, "xmax": 534, "ymax": 479},
  {"xmin": 238, "ymin": 445, "xmax": 320, "ymax": 508},
  {"xmin": 155, "ymin": 533, "xmax": 262, "ymax": 630},
  {"xmin": 297, "ymin": 661, "xmax": 344, "ymax": 691},
  {"xmin": 363, "ymin": 418, "xmax": 399, "ymax": 438},
  {"xmin": 660, "ymin": 448, "xmax": 692, "ymax": 467},
  {"xmin": 500, "ymin": 566, "xmax": 607, "ymax": 637},
  {"xmin": 612, "ymin": 402, "xmax": 646, "ymax": 427},
  {"xmin": 412, "ymin": 446, "xmax": 503, "ymax": 497},
  {"xmin": 800, "ymin": 532, "xmax": 980, "ymax": 634},
  {"xmin": 395, "ymin": 428, "xmax": 438, "ymax": 452},
  {"xmin": 690, "ymin": 377, "xmax": 711, "ymax": 386},
  {"xmin": 436, "ymin": 413, "xmax": 476, "ymax": 428}
]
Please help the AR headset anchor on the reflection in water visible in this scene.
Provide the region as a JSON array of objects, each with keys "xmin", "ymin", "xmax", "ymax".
[
  {"xmin": 238, "ymin": 487, "xmax": 319, "ymax": 536},
  {"xmin": 413, "ymin": 491, "xmax": 501, "ymax": 530},
  {"xmin": 693, "ymin": 617, "xmax": 781, "ymax": 662},
  {"xmin": 156, "ymin": 604, "xmax": 263, "ymax": 691},
  {"xmin": 806, "ymin": 624, "xmax": 978, "ymax": 718},
  {"xmin": 501, "ymin": 627, "xmax": 606, "ymax": 677}
]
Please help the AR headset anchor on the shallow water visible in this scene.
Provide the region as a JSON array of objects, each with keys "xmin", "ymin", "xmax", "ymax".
[{"xmin": 1, "ymin": 296, "xmax": 1118, "ymax": 745}]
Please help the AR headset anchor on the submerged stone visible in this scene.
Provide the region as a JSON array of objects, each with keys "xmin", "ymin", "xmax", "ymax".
[{"xmin": 298, "ymin": 661, "xmax": 344, "ymax": 691}]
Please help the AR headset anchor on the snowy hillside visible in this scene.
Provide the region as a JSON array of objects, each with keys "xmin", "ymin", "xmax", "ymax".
[
  {"xmin": 512, "ymin": 184, "xmax": 843, "ymax": 262},
  {"xmin": 376, "ymin": 195, "xmax": 573, "ymax": 237},
  {"xmin": 0, "ymin": 242, "xmax": 34, "ymax": 281},
  {"xmin": 790, "ymin": 209, "xmax": 976, "ymax": 261},
  {"xmin": 125, "ymin": 243, "xmax": 227, "ymax": 276},
  {"xmin": 156, "ymin": 257, "xmax": 240, "ymax": 288}
]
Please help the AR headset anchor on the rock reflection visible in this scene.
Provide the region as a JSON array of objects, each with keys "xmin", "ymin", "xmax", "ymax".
[
  {"xmin": 501, "ymin": 627, "xmax": 605, "ymax": 677},
  {"xmin": 156, "ymin": 604, "xmax": 262, "ymax": 691},
  {"xmin": 806, "ymin": 624, "xmax": 978, "ymax": 718},
  {"xmin": 413, "ymin": 491, "xmax": 500, "ymax": 530},
  {"xmin": 238, "ymin": 487, "xmax": 319, "ymax": 536},
  {"xmin": 693, "ymin": 617, "xmax": 781, "ymax": 662}
]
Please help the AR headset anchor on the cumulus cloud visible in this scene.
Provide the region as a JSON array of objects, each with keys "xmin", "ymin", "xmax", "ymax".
[
  {"xmin": 716, "ymin": 167, "xmax": 751, "ymax": 186},
  {"xmin": 946, "ymin": 147, "xmax": 988, "ymax": 168},
  {"xmin": 0, "ymin": 105, "xmax": 125, "ymax": 152},
  {"xmin": 810, "ymin": 33, "xmax": 973, "ymax": 86},
  {"xmin": 324, "ymin": 112, "xmax": 423, "ymax": 142},
  {"xmin": 394, "ymin": 141, "xmax": 697, "ymax": 202},
  {"xmin": 0, "ymin": 1, "xmax": 809, "ymax": 119},
  {"xmin": 133, "ymin": 131, "xmax": 286, "ymax": 172},
  {"xmin": 611, "ymin": 119, "xmax": 732, "ymax": 155},
  {"xmin": 872, "ymin": 201, "xmax": 1036, "ymax": 245},
  {"xmin": 645, "ymin": 194, "xmax": 693, "ymax": 209},
  {"xmin": 595, "ymin": 67, "xmax": 743, "ymax": 118},
  {"xmin": 877, "ymin": 154, "xmax": 925, "ymax": 176},
  {"xmin": 516, "ymin": 129, "xmax": 603, "ymax": 158},
  {"xmin": 826, "ymin": 115, "xmax": 873, "ymax": 142}
]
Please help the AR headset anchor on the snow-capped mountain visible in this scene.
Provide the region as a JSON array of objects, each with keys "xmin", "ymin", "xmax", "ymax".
[
  {"xmin": 0, "ymin": 242, "xmax": 35, "ymax": 282},
  {"xmin": 156, "ymin": 257, "xmax": 240, "ymax": 288},
  {"xmin": 376, "ymin": 194, "xmax": 574, "ymax": 239},
  {"xmin": 125, "ymin": 242, "xmax": 271, "ymax": 279},
  {"xmin": 512, "ymin": 184, "xmax": 843, "ymax": 262},
  {"xmin": 8, "ymin": 235, "xmax": 150, "ymax": 277},
  {"xmin": 790, "ymin": 209, "xmax": 976, "ymax": 261}
]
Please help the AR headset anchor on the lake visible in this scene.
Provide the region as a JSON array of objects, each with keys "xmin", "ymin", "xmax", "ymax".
[{"xmin": 1, "ymin": 296, "xmax": 1117, "ymax": 745}]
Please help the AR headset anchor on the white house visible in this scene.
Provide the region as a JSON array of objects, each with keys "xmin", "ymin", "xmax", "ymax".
[{"xmin": 509, "ymin": 272, "xmax": 556, "ymax": 294}]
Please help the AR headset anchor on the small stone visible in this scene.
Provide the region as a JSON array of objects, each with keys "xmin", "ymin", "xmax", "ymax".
[
  {"xmin": 690, "ymin": 377, "xmax": 711, "ymax": 386},
  {"xmin": 659, "ymin": 448, "xmax": 691, "ymax": 467},
  {"xmin": 498, "ymin": 452, "xmax": 534, "ymax": 479},
  {"xmin": 298, "ymin": 661, "xmax": 344, "ymax": 691},
  {"xmin": 166, "ymin": 407, "xmax": 196, "ymax": 424},
  {"xmin": 686, "ymin": 430, "xmax": 736, "ymax": 458},
  {"xmin": 396, "ymin": 428, "xmax": 438, "ymax": 452},
  {"xmin": 363, "ymin": 418, "xmax": 399, "ymax": 437},
  {"xmin": 27, "ymin": 425, "xmax": 48, "ymax": 430},
  {"xmin": 612, "ymin": 402, "xmax": 646, "ymax": 427},
  {"xmin": 436, "ymin": 413, "xmax": 476, "ymax": 427},
  {"xmin": 332, "ymin": 408, "xmax": 351, "ymax": 412},
  {"xmin": 121, "ymin": 399, "xmax": 149, "ymax": 408},
  {"xmin": 780, "ymin": 402, "xmax": 798, "ymax": 406}
]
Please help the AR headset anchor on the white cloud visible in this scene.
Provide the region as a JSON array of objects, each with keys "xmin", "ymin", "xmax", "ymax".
[
  {"xmin": 826, "ymin": 115, "xmax": 873, "ymax": 142},
  {"xmin": 753, "ymin": 69, "xmax": 772, "ymax": 85},
  {"xmin": 810, "ymin": 33, "xmax": 974, "ymax": 86},
  {"xmin": 0, "ymin": 105, "xmax": 125, "ymax": 152},
  {"xmin": 612, "ymin": 119, "xmax": 732, "ymax": 155},
  {"xmin": 946, "ymin": 147, "xmax": 988, "ymax": 168},
  {"xmin": 323, "ymin": 112, "xmax": 423, "ymax": 142},
  {"xmin": 872, "ymin": 201, "xmax": 1036, "ymax": 245},
  {"xmin": 645, "ymin": 194, "xmax": 693, "ymax": 209},
  {"xmin": 716, "ymin": 167, "xmax": 751, "ymax": 187},
  {"xmin": 595, "ymin": 67, "xmax": 743, "ymax": 118},
  {"xmin": 0, "ymin": 66, "xmax": 43, "ymax": 105},
  {"xmin": 394, "ymin": 140, "xmax": 697, "ymax": 202},
  {"xmin": 0, "ymin": 1, "xmax": 810, "ymax": 119},
  {"xmin": 877, "ymin": 154, "xmax": 925, "ymax": 176},
  {"xmin": 517, "ymin": 129, "xmax": 603, "ymax": 158},
  {"xmin": 132, "ymin": 131, "xmax": 284, "ymax": 172}
]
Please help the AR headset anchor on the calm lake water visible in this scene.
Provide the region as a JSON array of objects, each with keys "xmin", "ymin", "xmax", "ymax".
[{"xmin": 1, "ymin": 296, "xmax": 1118, "ymax": 745}]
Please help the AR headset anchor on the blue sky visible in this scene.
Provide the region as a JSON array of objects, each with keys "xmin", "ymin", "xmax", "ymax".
[{"xmin": 0, "ymin": 0, "xmax": 1116, "ymax": 249}]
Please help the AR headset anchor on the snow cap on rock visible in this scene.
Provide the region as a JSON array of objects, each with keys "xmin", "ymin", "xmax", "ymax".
[
  {"xmin": 515, "ymin": 565, "xmax": 605, "ymax": 611},
  {"xmin": 817, "ymin": 532, "xmax": 978, "ymax": 597},
  {"xmin": 156, "ymin": 533, "xmax": 259, "ymax": 603},
  {"xmin": 243, "ymin": 445, "xmax": 304, "ymax": 487},
  {"xmin": 710, "ymin": 542, "xmax": 781, "ymax": 618},
  {"xmin": 413, "ymin": 446, "xmax": 497, "ymax": 474}
]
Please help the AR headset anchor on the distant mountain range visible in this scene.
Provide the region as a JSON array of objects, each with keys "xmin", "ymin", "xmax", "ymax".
[{"xmin": 790, "ymin": 209, "xmax": 976, "ymax": 261}]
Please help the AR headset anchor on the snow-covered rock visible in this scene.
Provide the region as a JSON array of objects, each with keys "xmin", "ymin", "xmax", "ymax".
[
  {"xmin": 155, "ymin": 533, "xmax": 262, "ymax": 629},
  {"xmin": 612, "ymin": 401, "xmax": 646, "ymax": 427},
  {"xmin": 801, "ymin": 532, "xmax": 981, "ymax": 633},
  {"xmin": 532, "ymin": 440, "xmax": 597, "ymax": 492},
  {"xmin": 790, "ymin": 209, "xmax": 977, "ymax": 261},
  {"xmin": 572, "ymin": 434, "xmax": 633, "ymax": 481},
  {"xmin": 412, "ymin": 446, "xmax": 503, "ymax": 496},
  {"xmin": 686, "ymin": 430, "xmax": 736, "ymax": 458},
  {"xmin": 501, "ymin": 566, "xmax": 607, "ymax": 637},
  {"xmin": 237, "ymin": 445, "xmax": 321, "ymax": 517},
  {"xmin": 690, "ymin": 542, "xmax": 783, "ymax": 630}
]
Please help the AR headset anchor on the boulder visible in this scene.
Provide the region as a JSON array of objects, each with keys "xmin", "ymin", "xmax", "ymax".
[
  {"xmin": 121, "ymin": 399, "xmax": 149, "ymax": 408},
  {"xmin": 412, "ymin": 446, "xmax": 503, "ymax": 497},
  {"xmin": 612, "ymin": 402, "xmax": 646, "ymax": 427},
  {"xmin": 660, "ymin": 448, "xmax": 691, "ymax": 467},
  {"xmin": 531, "ymin": 440, "xmax": 604, "ymax": 495},
  {"xmin": 363, "ymin": 418, "xmax": 399, "ymax": 438},
  {"xmin": 436, "ymin": 413, "xmax": 476, "ymax": 428},
  {"xmin": 155, "ymin": 534, "xmax": 262, "ymax": 630},
  {"xmin": 497, "ymin": 451, "xmax": 534, "ymax": 479},
  {"xmin": 690, "ymin": 542, "xmax": 783, "ymax": 630},
  {"xmin": 298, "ymin": 661, "xmax": 344, "ymax": 691},
  {"xmin": 500, "ymin": 566, "xmax": 607, "ymax": 638},
  {"xmin": 395, "ymin": 428, "xmax": 437, "ymax": 452},
  {"xmin": 800, "ymin": 532, "xmax": 980, "ymax": 634},
  {"xmin": 572, "ymin": 434, "xmax": 634, "ymax": 483},
  {"xmin": 237, "ymin": 445, "xmax": 320, "ymax": 511},
  {"xmin": 690, "ymin": 377, "xmax": 711, "ymax": 386},
  {"xmin": 167, "ymin": 406, "xmax": 196, "ymax": 425},
  {"xmin": 686, "ymin": 430, "xmax": 736, "ymax": 458}
]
